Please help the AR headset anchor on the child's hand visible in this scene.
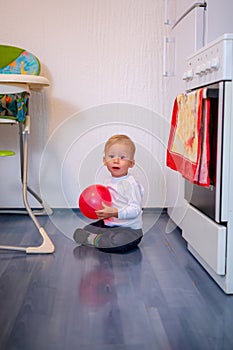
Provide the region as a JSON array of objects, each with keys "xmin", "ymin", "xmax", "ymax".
[{"xmin": 95, "ymin": 202, "xmax": 118, "ymax": 219}]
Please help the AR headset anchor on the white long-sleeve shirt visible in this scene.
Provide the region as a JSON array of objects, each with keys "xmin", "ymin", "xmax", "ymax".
[{"xmin": 103, "ymin": 174, "xmax": 144, "ymax": 229}]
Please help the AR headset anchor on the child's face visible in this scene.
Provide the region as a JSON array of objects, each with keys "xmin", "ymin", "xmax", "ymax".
[{"xmin": 103, "ymin": 143, "xmax": 135, "ymax": 177}]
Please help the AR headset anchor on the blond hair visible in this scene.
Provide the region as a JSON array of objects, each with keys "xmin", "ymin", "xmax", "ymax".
[{"xmin": 104, "ymin": 134, "xmax": 136, "ymax": 159}]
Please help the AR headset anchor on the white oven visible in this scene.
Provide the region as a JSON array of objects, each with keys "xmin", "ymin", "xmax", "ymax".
[{"xmin": 181, "ymin": 34, "xmax": 233, "ymax": 293}]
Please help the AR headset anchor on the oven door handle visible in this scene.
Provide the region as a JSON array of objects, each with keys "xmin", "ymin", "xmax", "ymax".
[
  {"xmin": 216, "ymin": 82, "xmax": 231, "ymax": 222},
  {"xmin": 172, "ymin": 2, "xmax": 207, "ymax": 30}
]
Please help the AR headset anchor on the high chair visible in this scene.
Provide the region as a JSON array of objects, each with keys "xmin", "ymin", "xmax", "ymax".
[{"xmin": 0, "ymin": 46, "xmax": 55, "ymax": 254}]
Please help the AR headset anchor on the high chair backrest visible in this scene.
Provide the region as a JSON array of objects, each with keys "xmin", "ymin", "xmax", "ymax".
[{"xmin": 0, "ymin": 45, "xmax": 40, "ymax": 75}]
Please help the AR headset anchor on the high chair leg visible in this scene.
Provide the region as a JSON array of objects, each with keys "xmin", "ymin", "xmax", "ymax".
[
  {"xmin": 0, "ymin": 116, "xmax": 55, "ymax": 254},
  {"xmin": 19, "ymin": 120, "xmax": 53, "ymax": 216},
  {"xmin": 22, "ymin": 123, "xmax": 55, "ymax": 253}
]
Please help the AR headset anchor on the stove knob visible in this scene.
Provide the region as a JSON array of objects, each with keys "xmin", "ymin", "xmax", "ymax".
[
  {"xmin": 183, "ymin": 69, "xmax": 193, "ymax": 80},
  {"xmin": 187, "ymin": 69, "xmax": 194, "ymax": 80},
  {"xmin": 211, "ymin": 57, "xmax": 220, "ymax": 70},
  {"xmin": 205, "ymin": 60, "xmax": 212, "ymax": 72},
  {"xmin": 195, "ymin": 65, "xmax": 202, "ymax": 75},
  {"xmin": 200, "ymin": 64, "xmax": 206, "ymax": 75}
]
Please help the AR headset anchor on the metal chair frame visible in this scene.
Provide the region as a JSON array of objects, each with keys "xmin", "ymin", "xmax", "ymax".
[{"xmin": 0, "ymin": 78, "xmax": 55, "ymax": 254}]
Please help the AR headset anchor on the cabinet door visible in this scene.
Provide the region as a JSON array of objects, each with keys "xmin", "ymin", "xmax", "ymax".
[{"xmin": 172, "ymin": 1, "xmax": 206, "ymax": 88}]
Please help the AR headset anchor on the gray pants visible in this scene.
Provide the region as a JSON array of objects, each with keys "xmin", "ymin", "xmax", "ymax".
[{"xmin": 84, "ymin": 220, "xmax": 143, "ymax": 253}]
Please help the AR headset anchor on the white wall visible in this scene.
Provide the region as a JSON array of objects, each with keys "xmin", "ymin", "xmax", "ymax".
[{"xmin": 0, "ymin": 0, "xmax": 169, "ymax": 209}]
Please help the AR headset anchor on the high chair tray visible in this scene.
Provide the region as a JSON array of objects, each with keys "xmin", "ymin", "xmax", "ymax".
[{"xmin": 0, "ymin": 74, "xmax": 49, "ymax": 89}]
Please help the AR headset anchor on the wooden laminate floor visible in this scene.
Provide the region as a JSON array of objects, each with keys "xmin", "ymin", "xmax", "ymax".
[{"xmin": 0, "ymin": 210, "xmax": 233, "ymax": 350}]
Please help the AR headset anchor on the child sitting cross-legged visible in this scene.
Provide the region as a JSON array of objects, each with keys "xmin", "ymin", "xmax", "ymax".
[{"xmin": 73, "ymin": 134, "xmax": 144, "ymax": 253}]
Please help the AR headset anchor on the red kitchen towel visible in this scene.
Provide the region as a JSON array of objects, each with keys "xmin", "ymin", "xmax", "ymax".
[{"xmin": 166, "ymin": 88, "xmax": 210, "ymax": 186}]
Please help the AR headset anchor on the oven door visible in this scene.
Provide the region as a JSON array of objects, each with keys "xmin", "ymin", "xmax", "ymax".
[{"xmin": 184, "ymin": 81, "xmax": 231, "ymax": 224}]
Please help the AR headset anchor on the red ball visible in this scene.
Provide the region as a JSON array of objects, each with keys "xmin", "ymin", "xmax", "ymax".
[{"xmin": 79, "ymin": 184, "xmax": 112, "ymax": 219}]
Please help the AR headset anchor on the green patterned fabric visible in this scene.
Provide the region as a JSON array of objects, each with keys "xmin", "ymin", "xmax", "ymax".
[
  {"xmin": 0, "ymin": 92, "xmax": 29, "ymax": 122},
  {"xmin": 0, "ymin": 45, "xmax": 41, "ymax": 75},
  {"xmin": 0, "ymin": 45, "xmax": 24, "ymax": 69}
]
